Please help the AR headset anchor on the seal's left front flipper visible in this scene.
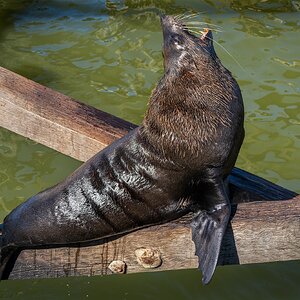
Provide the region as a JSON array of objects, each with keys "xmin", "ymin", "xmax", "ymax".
[{"xmin": 191, "ymin": 179, "xmax": 231, "ymax": 285}]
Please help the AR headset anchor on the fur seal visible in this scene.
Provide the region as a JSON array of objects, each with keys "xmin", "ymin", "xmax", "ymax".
[{"xmin": 0, "ymin": 15, "xmax": 244, "ymax": 284}]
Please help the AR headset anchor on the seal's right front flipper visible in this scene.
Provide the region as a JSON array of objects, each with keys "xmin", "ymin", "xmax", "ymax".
[{"xmin": 191, "ymin": 204, "xmax": 230, "ymax": 285}]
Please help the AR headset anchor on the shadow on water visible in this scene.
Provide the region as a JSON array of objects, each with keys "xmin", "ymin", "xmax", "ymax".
[
  {"xmin": 0, "ymin": 0, "xmax": 33, "ymax": 39},
  {"xmin": 8, "ymin": 64, "xmax": 60, "ymax": 86}
]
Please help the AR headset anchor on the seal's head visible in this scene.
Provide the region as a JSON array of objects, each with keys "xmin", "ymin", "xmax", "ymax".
[{"xmin": 160, "ymin": 14, "xmax": 218, "ymax": 73}]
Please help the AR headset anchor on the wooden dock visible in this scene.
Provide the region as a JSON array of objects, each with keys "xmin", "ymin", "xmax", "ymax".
[{"xmin": 0, "ymin": 66, "xmax": 299, "ymax": 280}]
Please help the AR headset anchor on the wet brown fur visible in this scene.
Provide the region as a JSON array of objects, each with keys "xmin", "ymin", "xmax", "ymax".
[{"xmin": 142, "ymin": 19, "xmax": 244, "ymax": 172}]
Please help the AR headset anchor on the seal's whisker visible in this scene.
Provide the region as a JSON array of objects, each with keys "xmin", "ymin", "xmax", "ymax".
[
  {"xmin": 186, "ymin": 29, "xmax": 205, "ymax": 36},
  {"xmin": 205, "ymin": 36, "xmax": 245, "ymax": 72},
  {"xmin": 185, "ymin": 21, "xmax": 222, "ymax": 29},
  {"xmin": 176, "ymin": 13, "xmax": 193, "ymax": 19},
  {"xmin": 179, "ymin": 13, "xmax": 200, "ymax": 20},
  {"xmin": 185, "ymin": 27, "xmax": 209, "ymax": 33},
  {"xmin": 211, "ymin": 29, "xmax": 223, "ymax": 33},
  {"xmin": 174, "ymin": 15, "xmax": 185, "ymax": 21},
  {"xmin": 181, "ymin": 14, "xmax": 196, "ymax": 20},
  {"xmin": 174, "ymin": 13, "xmax": 184, "ymax": 21},
  {"xmin": 185, "ymin": 25, "xmax": 223, "ymax": 33},
  {"xmin": 186, "ymin": 26, "xmax": 223, "ymax": 33},
  {"xmin": 184, "ymin": 24, "xmax": 218, "ymax": 34},
  {"xmin": 174, "ymin": 13, "xmax": 187, "ymax": 20},
  {"xmin": 185, "ymin": 26, "xmax": 206, "ymax": 29}
]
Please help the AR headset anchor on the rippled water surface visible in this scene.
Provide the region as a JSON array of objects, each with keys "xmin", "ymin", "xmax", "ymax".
[{"xmin": 0, "ymin": 0, "xmax": 299, "ymax": 299}]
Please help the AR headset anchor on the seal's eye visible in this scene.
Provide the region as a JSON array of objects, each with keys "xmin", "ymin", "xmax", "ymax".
[{"xmin": 173, "ymin": 35, "xmax": 183, "ymax": 47}]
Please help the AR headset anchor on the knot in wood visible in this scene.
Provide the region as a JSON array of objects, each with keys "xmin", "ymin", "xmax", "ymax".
[
  {"xmin": 108, "ymin": 260, "xmax": 126, "ymax": 274},
  {"xmin": 135, "ymin": 247, "xmax": 162, "ymax": 269}
]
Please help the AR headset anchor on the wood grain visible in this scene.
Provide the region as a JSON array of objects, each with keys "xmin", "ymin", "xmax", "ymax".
[{"xmin": 0, "ymin": 66, "xmax": 135, "ymax": 162}]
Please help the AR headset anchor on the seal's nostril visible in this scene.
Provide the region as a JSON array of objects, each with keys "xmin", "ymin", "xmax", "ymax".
[{"xmin": 159, "ymin": 13, "xmax": 166, "ymax": 20}]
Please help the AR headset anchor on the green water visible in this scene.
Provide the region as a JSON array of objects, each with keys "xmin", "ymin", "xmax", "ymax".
[{"xmin": 0, "ymin": 0, "xmax": 299, "ymax": 299}]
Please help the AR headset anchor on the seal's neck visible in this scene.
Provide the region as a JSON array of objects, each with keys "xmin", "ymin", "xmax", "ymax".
[
  {"xmin": 142, "ymin": 67, "xmax": 242, "ymax": 163},
  {"xmin": 144, "ymin": 67, "xmax": 235, "ymax": 129}
]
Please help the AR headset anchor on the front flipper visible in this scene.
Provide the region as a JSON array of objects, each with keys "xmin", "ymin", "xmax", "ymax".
[{"xmin": 191, "ymin": 178, "xmax": 231, "ymax": 285}]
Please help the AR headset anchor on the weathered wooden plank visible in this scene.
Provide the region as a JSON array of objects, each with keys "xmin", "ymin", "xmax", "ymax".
[
  {"xmin": 8, "ymin": 196, "xmax": 300, "ymax": 279},
  {"xmin": 0, "ymin": 66, "xmax": 136, "ymax": 162},
  {"xmin": 0, "ymin": 66, "xmax": 299, "ymax": 280}
]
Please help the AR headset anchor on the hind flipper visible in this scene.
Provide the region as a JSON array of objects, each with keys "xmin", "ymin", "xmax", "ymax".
[
  {"xmin": 0, "ymin": 224, "xmax": 17, "ymax": 280},
  {"xmin": 0, "ymin": 245, "xmax": 17, "ymax": 280},
  {"xmin": 191, "ymin": 178, "xmax": 231, "ymax": 285}
]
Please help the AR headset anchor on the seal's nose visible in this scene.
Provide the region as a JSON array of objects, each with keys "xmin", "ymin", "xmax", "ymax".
[
  {"xmin": 160, "ymin": 15, "xmax": 175, "ymax": 32},
  {"xmin": 160, "ymin": 15, "xmax": 180, "ymax": 45},
  {"xmin": 160, "ymin": 15, "xmax": 171, "ymax": 40},
  {"xmin": 160, "ymin": 13, "xmax": 167, "ymax": 26}
]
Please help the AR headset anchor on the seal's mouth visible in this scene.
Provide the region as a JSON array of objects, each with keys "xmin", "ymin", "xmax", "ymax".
[{"xmin": 160, "ymin": 14, "xmax": 217, "ymax": 70}]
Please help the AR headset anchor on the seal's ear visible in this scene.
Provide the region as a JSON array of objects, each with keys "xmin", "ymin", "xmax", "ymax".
[
  {"xmin": 200, "ymin": 28, "xmax": 213, "ymax": 46},
  {"xmin": 199, "ymin": 28, "xmax": 217, "ymax": 57}
]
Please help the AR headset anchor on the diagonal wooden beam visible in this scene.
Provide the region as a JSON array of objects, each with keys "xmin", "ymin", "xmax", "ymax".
[{"xmin": 0, "ymin": 66, "xmax": 136, "ymax": 162}]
